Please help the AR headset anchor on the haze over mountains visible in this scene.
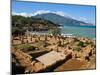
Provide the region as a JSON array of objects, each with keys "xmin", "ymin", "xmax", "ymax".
[{"xmin": 34, "ymin": 13, "xmax": 94, "ymax": 26}]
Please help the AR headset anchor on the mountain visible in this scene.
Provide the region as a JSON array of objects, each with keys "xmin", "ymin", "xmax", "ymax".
[{"xmin": 34, "ymin": 13, "xmax": 94, "ymax": 26}]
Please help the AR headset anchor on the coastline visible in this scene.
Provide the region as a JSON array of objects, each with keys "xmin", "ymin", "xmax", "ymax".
[{"xmin": 26, "ymin": 31, "xmax": 95, "ymax": 40}]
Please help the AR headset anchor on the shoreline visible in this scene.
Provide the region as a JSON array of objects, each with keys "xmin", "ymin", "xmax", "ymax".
[
  {"xmin": 25, "ymin": 31, "xmax": 95, "ymax": 40},
  {"xmin": 60, "ymin": 25, "xmax": 96, "ymax": 28}
]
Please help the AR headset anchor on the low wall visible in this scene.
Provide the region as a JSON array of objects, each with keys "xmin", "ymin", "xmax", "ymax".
[
  {"xmin": 29, "ymin": 50, "xmax": 49, "ymax": 59},
  {"xmin": 36, "ymin": 52, "xmax": 72, "ymax": 72}
]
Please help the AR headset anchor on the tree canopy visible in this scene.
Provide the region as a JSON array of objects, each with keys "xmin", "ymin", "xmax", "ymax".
[{"xmin": 12, "ymin": 15, "xmax": 61, "ymax": 36}]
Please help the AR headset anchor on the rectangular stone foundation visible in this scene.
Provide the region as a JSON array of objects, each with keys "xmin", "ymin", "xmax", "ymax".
[{"xmin": 36, "ymin": 51, "xmax": 66, "ymax": 67}]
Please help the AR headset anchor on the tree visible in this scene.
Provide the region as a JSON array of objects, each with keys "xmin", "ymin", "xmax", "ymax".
[
  {"xmin": 49, "ymin": 27, "xmax": 61, "ymax": 36},
  {"xmin": 12, "ymin": 27, "xmax": 26, "ymax": 36}
]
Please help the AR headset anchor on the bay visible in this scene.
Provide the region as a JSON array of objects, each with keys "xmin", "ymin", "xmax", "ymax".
[{"xmin": 61, "ymin": 26, "xmax": 96, "ymax": 39}]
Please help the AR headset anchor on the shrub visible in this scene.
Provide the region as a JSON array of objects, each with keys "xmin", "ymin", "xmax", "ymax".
[
  {"xmin": 77, "ymin": 41, "xmax": 85, "ymax": 47},
  {"xmin": 57, "ymin": 41, "xmax": 69, "ymax": 47},
  {"xmin": 16, "ymin": 44, "xmax": 35, "ymax": 52},
  {"xmin": 12, "ymin": 27, "xmax": 25, "ymax": 36},
  {"xmin": 74, "ymin": 47, "xmax": 81, "ymax": 52}
]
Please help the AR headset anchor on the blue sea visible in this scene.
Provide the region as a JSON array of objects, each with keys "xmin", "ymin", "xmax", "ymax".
[{"xmin": 61, "ymin": 26, "xmax": 96, "ymax": 39}]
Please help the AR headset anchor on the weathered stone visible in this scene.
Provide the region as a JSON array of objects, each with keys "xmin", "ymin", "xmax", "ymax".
[{"xmin": 34, "ymin": 62, "xmax": 45, "ymax": 72}]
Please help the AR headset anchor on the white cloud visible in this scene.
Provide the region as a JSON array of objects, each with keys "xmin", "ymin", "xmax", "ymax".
[
  {"xmin": 54, "ymin": 11, "xmax": 66, "ymax": 16},
  {"xmin": 78, "ymin": 17, "xmax": 87, "ymax": 21},
  {"xmin": 12, "ymin": 10, "xmax": 67, "ymax": 17},
  {"xmin": 12, "ymin": 12, "xmax": 34, "ymax": 17},
  {"xmin": 32, "ymin": 10, "xmax": 67, "ymax": 17},
  {"xmin": 32, "ymin": 10, "xmax": 50, "ymax": 16}
]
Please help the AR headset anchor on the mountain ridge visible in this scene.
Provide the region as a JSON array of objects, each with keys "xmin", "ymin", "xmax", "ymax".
[{"xmin": 34, "ymin": 13, "xmax": 94, "ymax": 26}]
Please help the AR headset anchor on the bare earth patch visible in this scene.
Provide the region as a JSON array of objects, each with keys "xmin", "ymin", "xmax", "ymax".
[{"xmin": 54, "ymin": 58, "xmax": 92, "ymax": 71}]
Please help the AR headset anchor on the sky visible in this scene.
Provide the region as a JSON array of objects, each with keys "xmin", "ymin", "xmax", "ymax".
[{"xmin": 12, "ymin": 0, "xmax": 96, "ymax": 24}]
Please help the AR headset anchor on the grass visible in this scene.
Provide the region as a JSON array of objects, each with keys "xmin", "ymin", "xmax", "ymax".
[
  {"xmin": 77, "ymin": 41, "xmax": 85, "ymax": 47},
  {"xmin": 73, "ymin": 47, "xmax": 81, "ymax": 52},
  {"xmin": 77, "ymin": 41, "xmax": 88, "ymax": 47},
  {"xmin": 15, "ymin": 44, "xmax": 36, "ymax": 52}
]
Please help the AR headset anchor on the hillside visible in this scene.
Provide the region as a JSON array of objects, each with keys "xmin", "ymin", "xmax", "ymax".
[
  {"xmin": 12, "ymin": 15, "xmax": 61, "ymax": 35},
  {"xmin": 34, "ymin": 13, "xmax": 94, "ymax": 26}
]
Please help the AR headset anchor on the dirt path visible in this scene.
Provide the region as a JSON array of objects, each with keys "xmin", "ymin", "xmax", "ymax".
[{"xmin": 54, "ymin": 58, "xmax": 88, "ymax": 71}]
